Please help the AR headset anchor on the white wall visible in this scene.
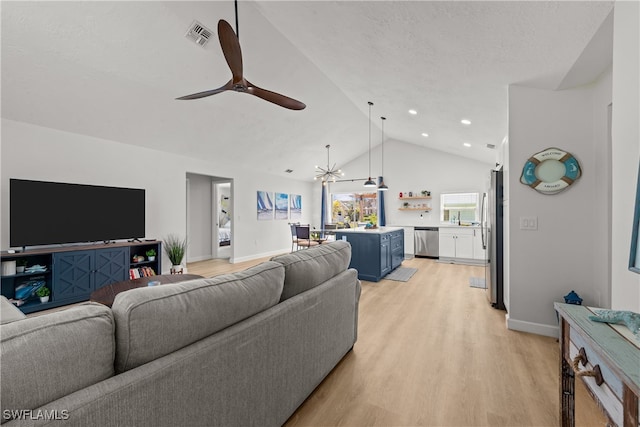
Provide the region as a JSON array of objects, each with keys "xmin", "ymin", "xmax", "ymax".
[
  {"xmin": 611, "ymin": 1, "xmax": 640, "ymax": 310},
  {"xmin": 317, "ymin": 140, "xmax": 493, "ymax": 228},
  {"xmin": 507, "ymin": 69, "xmax": 613, "ymax": 336},
  {"xmin": 186, "ymin": 173, "xmax": 213, "ymax": 262},
  {"xmin": 1, "ymin": 119, "xmax": 315, "ymax": 268}
]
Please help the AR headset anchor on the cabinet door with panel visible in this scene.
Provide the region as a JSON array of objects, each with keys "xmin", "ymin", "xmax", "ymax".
[
  {"xmin": 455, "ymin": 233, "xmax": 473, "ymax": 259},
  {"xmin": 380, "ymin": 234, "xmax": 391, "ymax": 276},
  {"xmin": 402, "ymin": 227, "xmax": 414, "ymax": 256},
  {"xmin": 390, "ymin": 231, "xmax": 404, "ymax": 269},
  {"xmin": 53, "ymin": 250, "xmax": 95, "ymax": 302},
  {"xmin": 94, "ymin": 248, "xmax": 128, "ymax": 288},
  {"xmin": 439, "ymin": 232, "xmax": 457, "ymax": 258}
]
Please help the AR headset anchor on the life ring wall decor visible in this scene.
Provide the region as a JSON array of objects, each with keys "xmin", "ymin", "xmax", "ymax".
[{"xmin": 520, "ymin": 147, "xmax": 581, "ymax": 195}]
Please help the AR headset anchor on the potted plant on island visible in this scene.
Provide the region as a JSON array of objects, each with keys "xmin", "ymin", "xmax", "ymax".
[
  {"xmin": 36, "ymin": 286, "xmax": 50, "ymax": 303},
  {"xmin": 163, "ymin": 234, "xmax": 186, "ymax": 274},
  {"xmin": 146, "ymin": 249, "xmax": 156, "ymax": 262}
]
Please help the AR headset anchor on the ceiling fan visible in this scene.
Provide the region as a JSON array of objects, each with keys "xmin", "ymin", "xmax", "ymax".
[{"xmin": 176, "ymin": 2, "xmax": 306, "ymax": 111}]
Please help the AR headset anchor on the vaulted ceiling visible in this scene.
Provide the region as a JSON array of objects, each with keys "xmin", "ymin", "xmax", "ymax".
[{"xmin": 1, "ymin": 1, "xmax": 613, "ymax": 180}]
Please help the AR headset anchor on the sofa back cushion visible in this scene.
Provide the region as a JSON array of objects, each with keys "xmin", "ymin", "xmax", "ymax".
[
  {"xmin": 0, "ymin": 296, "xmax": 26, "ymax": 324},
  {"xmin": 0, "ymin": 303, "xmax": 115, "ymax": 422},
  {"xmin": 112, "ymin": 261, "xmax": 285, "ymax": 373},
  {"xmin": 271, "ymin": 241, "xmax": 351, "ymax": 301}
]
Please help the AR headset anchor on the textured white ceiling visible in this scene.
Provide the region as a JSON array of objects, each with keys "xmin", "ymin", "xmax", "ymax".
[{"xmin": 1, "ymin": 1, "xmax": 613, "ymax": 180}]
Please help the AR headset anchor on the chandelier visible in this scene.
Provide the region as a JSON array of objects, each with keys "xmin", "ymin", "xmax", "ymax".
[{"xmin": 314, "ymin": 144, "xmax": 344, "ymax": 183}]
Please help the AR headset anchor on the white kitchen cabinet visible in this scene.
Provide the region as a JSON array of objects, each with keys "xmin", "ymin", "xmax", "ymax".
[
  {"xmin": 439, "ymin": 227, "xmax": 486, "ymax": 264},
  {"xmin": 439, "ymin": 228, "xmax": 473, "ymax": 259},
  {"xmin": 402, "ymin": 227, "xmax": 415, "ymax": 257},
  {"xmin": 439, "ymin": 232, "xmax": 457, "ymax": 258}
]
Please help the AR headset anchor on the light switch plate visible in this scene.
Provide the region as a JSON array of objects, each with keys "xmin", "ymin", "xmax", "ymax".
[{"xmin": 519, "ymin": 216, "xmax": 538, "ymax": 230}]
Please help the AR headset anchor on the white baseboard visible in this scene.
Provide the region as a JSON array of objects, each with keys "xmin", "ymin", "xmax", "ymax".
[
  {"xmin": 187, "ymin": 254, "xmax": 213, "ymax": 263},
  {"xmin": 506, "ymin": 314, "xmax": 559, "ymax": 338},
  {"xmin": 230, "ymin": 248, "xmax": 290, "ymax": 264},
  {"xmin": 437, "ymin": 257, "xmax": 486, "ymax": 266}
]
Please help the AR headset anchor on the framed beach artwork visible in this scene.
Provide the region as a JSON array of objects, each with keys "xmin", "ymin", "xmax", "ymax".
[
  {"xmin": 290, "ymin": 194, "xmax": 302, "ymax": 220},
  {"xmin": 257, "ymin": 191, "xmax": 273, "ymax": 220},
  {"xmin": 275, "ymin": 193, "xmax": 289, "ymax": 220}
]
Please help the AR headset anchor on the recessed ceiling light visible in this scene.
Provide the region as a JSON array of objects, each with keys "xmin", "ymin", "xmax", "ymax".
[
  {"xmin": 408, "ymin": 109, "xmax": 417, "ymax": 115},
  {"xmin": 463, "ymin": 142, "xmax": 471, "ymax": 147},
  {"xmin": 421, "ymin": 133, "xmax": 429, "ymax": 137},
  {"xmin": 461, "ymin": 119, "xmax": 471, "ymax": 125}
]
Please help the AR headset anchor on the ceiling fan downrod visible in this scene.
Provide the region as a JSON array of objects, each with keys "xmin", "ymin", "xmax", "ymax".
[{"xmin": 234, "ymin": 0, "xmax": 239, "ymax": 39}]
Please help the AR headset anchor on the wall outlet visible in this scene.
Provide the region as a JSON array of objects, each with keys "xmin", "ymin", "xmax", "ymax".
[{"xmin": 519, "ymin": 216, "xmax": 538, "ymax": 230}]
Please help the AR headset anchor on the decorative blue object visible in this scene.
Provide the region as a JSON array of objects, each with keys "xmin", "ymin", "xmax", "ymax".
[
  {"xmin": 588, "ymin": 310, "xmax": 640, "ymax": 341},
  {"xmin": 14, "ymin": 280, "xmax": 46, "ymax": 301},
  {"xmin": 563, "ymin": 290, "xmax": 583, "ymax": 305}
]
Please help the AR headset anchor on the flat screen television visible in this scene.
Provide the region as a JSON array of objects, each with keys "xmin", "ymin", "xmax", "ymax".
[{"xmin": 10, "ymin": 179, "xmax": 145, "ymax": 247}]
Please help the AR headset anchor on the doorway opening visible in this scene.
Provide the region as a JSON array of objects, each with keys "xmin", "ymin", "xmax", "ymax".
[{"xmin": 186, "ymin": 173, "xmax": 233, "ymax": 264}]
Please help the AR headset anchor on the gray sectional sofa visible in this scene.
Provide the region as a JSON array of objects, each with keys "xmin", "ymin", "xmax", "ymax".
[{"xmin": 0, "ymin": 241, "xmax": 360, "ymax": 426}]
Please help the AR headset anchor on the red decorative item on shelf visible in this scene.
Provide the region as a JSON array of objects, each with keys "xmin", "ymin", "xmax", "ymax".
[{"xmin": 399, "ymin": 192, "xmax": 403, "ymax": 198}]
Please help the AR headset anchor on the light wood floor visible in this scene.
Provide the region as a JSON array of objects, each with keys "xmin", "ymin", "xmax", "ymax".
[{"xmin": 189, "ymin": 256, "xmax": 608, "ymax": 427}]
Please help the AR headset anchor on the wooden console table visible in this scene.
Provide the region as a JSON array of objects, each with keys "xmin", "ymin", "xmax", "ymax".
[{"xmin": 555, "ymin": 303, "xmax": 639, "ymax": 426}]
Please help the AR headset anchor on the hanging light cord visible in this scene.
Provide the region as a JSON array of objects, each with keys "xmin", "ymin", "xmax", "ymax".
[
  {"xmin": 326, "ymin": 144, "xmax": 330, "ymax": 170},
  {"xmin": 381, "ymin": 116, "xmax": 386, "ymax": 177},
  {"xmin": 368, "ymin": 101, "xmax": 373, "ymax": 178}
]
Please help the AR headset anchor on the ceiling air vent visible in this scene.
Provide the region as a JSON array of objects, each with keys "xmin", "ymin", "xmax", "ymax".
[
  {"xmin": 285, "ymin": 169, "xmax": 294, "ymax": 174},
  {"xmin": 486, "ymin": 144, "xmax": 496, "ymax": 149},
  {"xmin": 185, "ymin": 20, "xmax": 213, "ymax": 47}
]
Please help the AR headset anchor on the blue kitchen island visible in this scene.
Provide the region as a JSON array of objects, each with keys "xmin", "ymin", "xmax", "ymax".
[{"xmin": 335, "ymin": 227, "xmax": 404, "ymax": 282}]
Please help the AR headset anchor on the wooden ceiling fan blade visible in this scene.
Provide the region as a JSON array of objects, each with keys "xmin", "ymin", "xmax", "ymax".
[
  {"xmin": 176, "ymin": 80, "xmax": 233, "ymax": 100},
  {"xmin": 246, "ymin": 81, "xmax": 306, "ymax": 110},
  {"xmin": 218, "ymin": 20, "xmax": 243, "ymax": 82}
]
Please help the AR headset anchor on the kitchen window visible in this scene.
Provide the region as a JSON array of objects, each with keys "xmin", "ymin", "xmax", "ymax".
[
  {"xmin": 440, "ymin": 192, "xmax": 479, "ymax": 223},
  {"xmin": 331, "ymin": 192, "xmax": 378, "ymax": 225}
]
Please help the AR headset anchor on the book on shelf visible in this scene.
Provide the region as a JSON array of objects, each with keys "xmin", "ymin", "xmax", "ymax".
[{"xmin": 129, "ymin": 267, "xmax": 156, "ymax": 279}]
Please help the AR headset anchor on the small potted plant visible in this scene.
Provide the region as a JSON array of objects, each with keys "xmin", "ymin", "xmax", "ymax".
[
  {"xmin": 16, "ymin": 259, "xmax": 27, "ymax": 274},
  {"xmin": 163, "ymin": 234, "xmax": 187, "ymax": 273},
  {"xmin": 36, "ymin": 286, "xmax": 50, "ymax": 303},
  {"xmin": 146, "ymin": 249, "xmax": 156, "ymax": 262}
]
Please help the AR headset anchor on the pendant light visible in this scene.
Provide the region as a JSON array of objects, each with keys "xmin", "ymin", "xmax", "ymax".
[
  {"xmin": 363, "ymin": 101, "xmax": 377, "ymax": 188},
  {"xmin": 378, "ymin": 116, "xmax": 388, "ymax": 191}
]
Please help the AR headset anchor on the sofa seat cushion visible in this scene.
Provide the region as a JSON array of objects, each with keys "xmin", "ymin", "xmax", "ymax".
[
  {"xmin": 0, "ymin": 303, "xmax": 115, "ymax": 421},
  {"xmin": 112, "ymin": 261, "xmax": 285, "ymax": 373},
  {"xmin": 271, "ymin": 241, "xmax": 351, "ymax": 301}
]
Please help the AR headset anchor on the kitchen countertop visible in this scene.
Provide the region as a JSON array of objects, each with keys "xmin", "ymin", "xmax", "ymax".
[
  {"xmin": 388, "ymin": 224, "xmax": 481, "ymax": 229},
  {"xmin": 334, "ymin": 226, "xmax": 404, "ymax": 234}
]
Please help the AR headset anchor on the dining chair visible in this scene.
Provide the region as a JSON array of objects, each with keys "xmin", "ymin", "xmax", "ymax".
[
  {"xmin": 289, "ymin": 222, "xmax": 300, "ymax": 252},
  {"xmin": 295, "ymin": 225, "xmax": 319, "ymax": 250}
]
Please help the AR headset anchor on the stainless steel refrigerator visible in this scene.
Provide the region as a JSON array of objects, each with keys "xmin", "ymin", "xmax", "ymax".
[{"xmin": 481, "ymin": 168, "xmax": 505, "ymax": 310}]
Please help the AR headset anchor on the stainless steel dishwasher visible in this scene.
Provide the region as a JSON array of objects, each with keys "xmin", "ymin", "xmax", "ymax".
[{"xmin": 414, "ymin": 227, "xmax": 439, "ymax": 258}]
